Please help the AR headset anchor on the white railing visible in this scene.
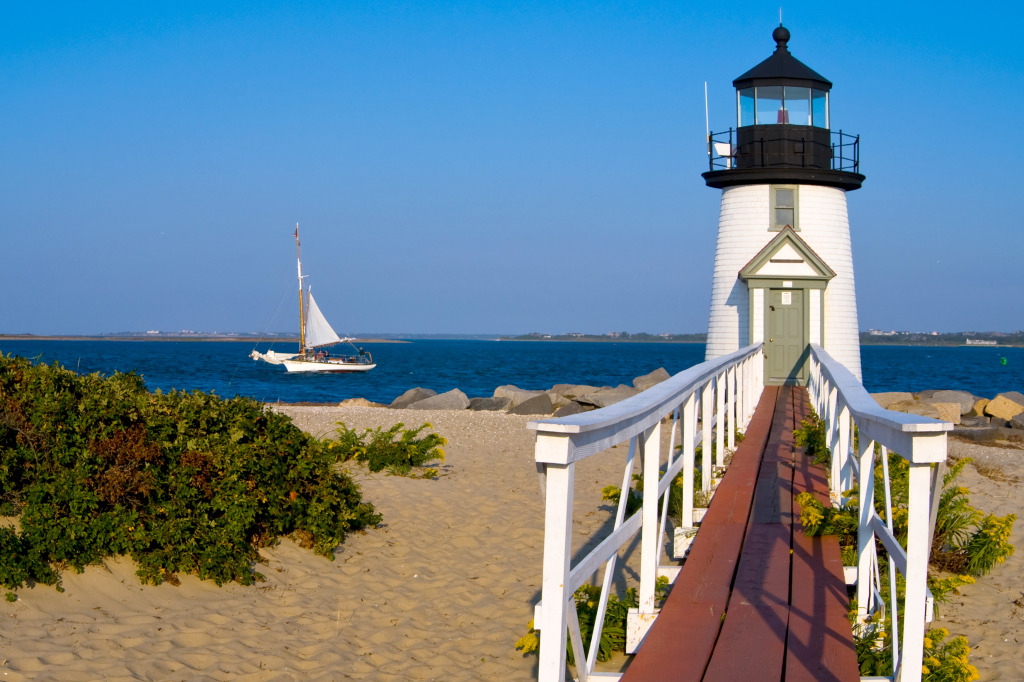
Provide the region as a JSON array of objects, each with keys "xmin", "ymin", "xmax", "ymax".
[
  {"xmin": 529, "ymin": 343, "xmax": 763, "ymax": 682},
  {"xmin": 808, "ymin": 344, "xmax": 951, "ymax": 682}
]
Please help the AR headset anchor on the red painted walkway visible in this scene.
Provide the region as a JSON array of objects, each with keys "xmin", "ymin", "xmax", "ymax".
[{"xmin": 622, "ymin": 386, "xmax": 859, "ymax": 682}]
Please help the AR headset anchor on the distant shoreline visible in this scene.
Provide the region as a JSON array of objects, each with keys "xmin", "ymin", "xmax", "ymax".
[
  {"xmin": 0, "ymin": 335, "xmax": 409, "ymax": 344},
  {"xmin": 860, "ymin": 342, "xmax": 1024, "ymax": 348}
]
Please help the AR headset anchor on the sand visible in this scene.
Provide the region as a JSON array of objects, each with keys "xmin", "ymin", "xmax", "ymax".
[
  {"xmin": 940, "ymin": 438, "xmax": 1024, "ymax": 680},
  {"xmin": 0, "ymin": 406, "xmax": 1020, "ymax": 680}
]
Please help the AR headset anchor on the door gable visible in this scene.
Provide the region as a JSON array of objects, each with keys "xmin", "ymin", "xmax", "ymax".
[{"xmin": 739, "ymin": 227, "xmax": 836, "ymax": 282}]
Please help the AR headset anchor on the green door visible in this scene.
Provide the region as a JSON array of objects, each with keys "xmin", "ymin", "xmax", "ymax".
[{"xmin": 765, "ymin": 289, "xmax": 807, "ymax": 385}]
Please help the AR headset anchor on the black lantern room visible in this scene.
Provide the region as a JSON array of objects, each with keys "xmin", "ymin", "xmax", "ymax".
[{"xmin": 704, "ymin": 25, "xmax": 864, "ymax": 191}]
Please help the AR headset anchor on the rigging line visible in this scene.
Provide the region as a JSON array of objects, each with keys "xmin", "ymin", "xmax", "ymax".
[
  {"xmin": 234, "ymin": 282, "xmax": 297, "ymax": 392},
  {"xmin": 251, "ymin": 281, "xmax": 298, "ymax": 353}
]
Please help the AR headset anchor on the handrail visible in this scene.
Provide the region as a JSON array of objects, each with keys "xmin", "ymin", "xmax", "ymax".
[
  {"xmin": 808, "ymin": 344, "xmax": 950, "ymax": 682},
  {"xmin": 530, "ymin": 343, "xmax": 764, "ymax": 681}
]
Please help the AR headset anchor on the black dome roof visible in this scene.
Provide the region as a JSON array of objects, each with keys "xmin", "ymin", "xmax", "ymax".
[{"xmin": 733, "ymin": 25, "xmax": 831, "ymax": 91}]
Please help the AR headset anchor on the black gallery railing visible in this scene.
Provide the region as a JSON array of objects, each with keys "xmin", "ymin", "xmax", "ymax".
[{"xmin": 708, "ymin": 127, "xmax": 860, "ymax": 174}]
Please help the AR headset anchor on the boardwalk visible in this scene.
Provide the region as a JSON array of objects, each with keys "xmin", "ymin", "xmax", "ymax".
[{"xmin": 622, "ymin": 386, "xmax": 860, "ymax": 681}]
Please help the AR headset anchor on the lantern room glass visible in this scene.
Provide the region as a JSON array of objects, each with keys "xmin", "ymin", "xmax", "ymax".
[
  {"xmin": 784, "ymin": 86, "xmax": 810, "ymax": 126},
  {"xmin": 812, "ymin": 89, "xmax": 828, "ymax": 128},
  {"xmin": 739, "ymin": 88, "xmax": 755, "ymax": 127},
  {"xmin": 737, "ymin": 85, "xmax": 830, "ymax": 128},
  {"xmin": 755, "ymin": 86, "xmax": 784, "ymax": 125}
]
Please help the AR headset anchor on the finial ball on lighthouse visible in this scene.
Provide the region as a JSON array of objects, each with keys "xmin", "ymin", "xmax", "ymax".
[{"xmin": 772, "ymin": 25, "xmax": 790, "ymax": 48}]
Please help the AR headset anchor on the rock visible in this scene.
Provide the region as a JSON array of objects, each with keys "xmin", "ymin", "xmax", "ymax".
[
  {"xmin": 508, "ymin": 393, "xmax": 554, "ymax": 416},
  {"xmin": 996, "ymin": 391, "xmax": 1024, "ymax": 407},
  {"xmin": 928, "ymin": 402, "xmax": 961, "ymax": 425},
  {"xmin": 391, "ymin": 387, "xmax": 437, "ymax": 409},
  {"xmin": 958, "ymin": 415, "xmax": 989, "ymax": 428},
  {"xmin": 887, "ymin": 400, "xmax": 942, "ymax": 420},
  {"xmin": 468, "ymin": 396, "xmax": 511, "ymax": 411},
  {"xmin": 338, "ymin": 397, "xmax": 385, "ymax": 408},
  {"xmin": 872, "ymin": 392, "xmax": 914, "ymax": 410},
  {"xmin": 984, "ymin": 395, "xmax": 1024, "ymax": 421},
  {"xmin": 553, "ymin": 401, "xmax": 588, "ymax": 417},
  {"xmin": 970, "ymin": 398, "xmax": 990, "ymax": 417},
  {"xmin": 545, "ymin": 392, "xmax": 570, "ymax": 410},
  {"xmin": 548, "ymin": 384, "xmax": 597, "ymax": 409},
  {"xmin": 633, "ymin": 368, "xmax": 671, "ymax": 392},
  {"xmin": 952, "ymin": 425, "xmax": 1010, "ymax": 442},
  {"xmin": 578, "ymin": 385, "xmax": 639, "ymax": 409},
  {"xmin": 493, "ymin": 385, "xmax": 546, "ymax": 409},
  {"xmin": 1009, "ymin": 413, "xmax": 1024, "ymax": 430},
  {"xmin": 405, "ymin": 388, "xmax": 470, "ymax": 410},
  {"xmin": 917, "ymin": 390, "xmax": 977, "ymax": 415},
  {"xmin": 550, "ymin": 384, "xmax": 598, "ymax": 400}
]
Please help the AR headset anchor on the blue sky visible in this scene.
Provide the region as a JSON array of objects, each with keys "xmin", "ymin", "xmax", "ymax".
[{"xmin": 2, "ymin": 2, "xmax": 1021, "ymax": 335}]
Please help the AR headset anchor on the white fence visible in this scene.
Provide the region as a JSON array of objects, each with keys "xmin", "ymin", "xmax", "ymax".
[
  {"xmin": 808, "ymin": 344, "xmax": 951, "ymax": 682},
  {"xmin": 529, "ymin": 344, "xmax": 763, "ymax": 682}
]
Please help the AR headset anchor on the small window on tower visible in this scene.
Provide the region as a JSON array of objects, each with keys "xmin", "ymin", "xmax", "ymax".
[{"xmin": 771, "ymin": 186, "xmax": 798, "ymax": 230}]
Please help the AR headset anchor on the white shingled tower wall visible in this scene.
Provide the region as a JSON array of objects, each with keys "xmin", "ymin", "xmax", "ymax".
[{"xmin": 704, "ymin": 183, "xmax": 862, "ymax": 380}]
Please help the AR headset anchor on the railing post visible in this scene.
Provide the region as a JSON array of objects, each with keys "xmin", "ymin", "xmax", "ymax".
[
  {"xmin": 855, "ymin": 435, "xmax": 876, "ymax": 623},
  {"xmin": 681, "ymin": 393, "xmax": 696, "ymax": 528},
  {"xmin": 753, "ymin": 346, "xmax": 761, "ymax": 393},
  {"xmin": 842, "ymin": 408, "xmax": 856, "ymax": 495},
  {"xmin": 741, "ymin": 356, "xmax": 749, "ymax": 425},
  {"xmin": 826, "ymin": 388, "xmax": 839, "ymax": 497},
  {"xmin": 900, "ymin": 462, "xmax": 934, "ymax": 682},
  {"xmin": 627, "ymin": 423, "xmax": 662, "ymax": 653},
  {"xmin": 536, "ymin": 435, "xmax": 574, "ymax": 682},
  {"xmin": 715, "ymin": 372, "xmax": 725, "ymax": 468},
  {"xmin": 702, "ymin": 380, "xmax": 713, "ymax": 492},
  {"xmin": 727, "ymin": 366, "xmax": 736, "ymax": 450}
]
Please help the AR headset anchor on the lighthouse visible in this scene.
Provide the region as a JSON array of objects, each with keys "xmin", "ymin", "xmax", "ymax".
[{"xmin": 703, "ymin": 25, "xmax": 865, "ymax": 383}]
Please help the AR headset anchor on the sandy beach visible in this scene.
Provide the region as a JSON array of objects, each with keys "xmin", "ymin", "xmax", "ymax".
[
  {"xmin": 939, "ymin": 438, "xmax": 1024, "ymax": 680},
  {"xmin": 1, "ymin": 406, "xmax": 1020, "ymax": 680}
]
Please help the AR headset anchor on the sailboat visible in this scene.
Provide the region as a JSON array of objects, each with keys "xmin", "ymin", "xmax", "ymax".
[{"xmin": 250, "ymin": 225, "xmax": 375, "ymax": 373}]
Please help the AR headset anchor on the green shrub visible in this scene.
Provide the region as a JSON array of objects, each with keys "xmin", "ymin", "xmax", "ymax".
[
  {"xmin": 962, "ymin": 513, "xmax": 1016, "ymax": 576},
  {"xmin": 0, "ymin": 355, "xmax": 381, "ymax": 590},
  {"xmin": 332, "ymin": 422, "xmax": 446, "ymax": 476},
  {"xmin": 515, "ymin": 577, "xmax": 670, "ymax": 666},
  {"xmin": 793, "ymin": 411, "xmax": 830, "ymax": 465},
  {"xmin": 601, "ymin": 473, "xmax": 643, "ymax": 517},
  {"xmin": 921, "ymin": 627, "xmax": 980, "ymax": 681}
]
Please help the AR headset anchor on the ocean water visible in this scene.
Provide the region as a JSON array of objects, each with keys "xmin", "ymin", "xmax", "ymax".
[{"xmin": 1, "ymin": 339, "xmax": 1022, "ymax": 404}]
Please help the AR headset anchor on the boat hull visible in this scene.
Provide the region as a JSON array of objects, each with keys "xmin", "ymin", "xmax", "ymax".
[{"xmin": 281, "ymin": 358, "xmax": 376, "ymax": 373}]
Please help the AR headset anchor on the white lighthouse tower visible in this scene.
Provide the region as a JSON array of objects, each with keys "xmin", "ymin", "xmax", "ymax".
[{"xmin": 703, "ymin": 25, "xmax": 865, "ymax": 383}]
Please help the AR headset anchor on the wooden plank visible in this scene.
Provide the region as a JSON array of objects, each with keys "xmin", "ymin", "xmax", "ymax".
[
  {"xmin": 787, "ymin": 387, "xmax": 860, "ymax": 682},
  {"xmin": 752, "ymin": 386, "xmax": 796, "ymax": 524},
  {"xmin": 785, "ymin": 532, "xmax": 860, "ymax": 682},
  {"xmin": 621, "ymin": 387, "xmax": 779, "ymax": 682},
  {"xmin": 751, "ymin": 460, "xmax": 793, "ymax": 524},
  {"xmin": 701, "ymin": 387, "xmax": 795, "ymax": 680},
  {"xmin": 702, "ymin": 523, "xmax": 793, "ymax": 680}
]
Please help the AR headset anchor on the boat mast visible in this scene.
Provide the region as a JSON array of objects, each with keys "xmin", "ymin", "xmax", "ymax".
[{"xmin": 294, "ymin": 224, "xmax": 306, "ymax": 354}]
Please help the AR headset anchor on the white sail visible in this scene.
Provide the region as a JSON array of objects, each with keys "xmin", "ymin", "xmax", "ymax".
[{"xmin": 304, "ymin": 290, "xmax": 345, "ymax": 348}]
